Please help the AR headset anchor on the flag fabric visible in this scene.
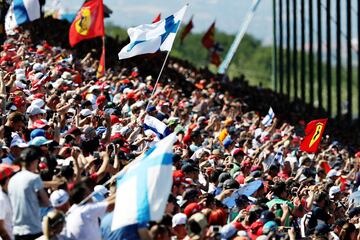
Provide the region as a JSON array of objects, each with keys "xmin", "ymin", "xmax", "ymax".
[
  {"xmin": 261, "ymin": 107, "xmax": 275, "ymax": 127},
  {"xmin": 69, "ymin": 0, "xmax": 104, "ymax": 47},
  {"xmin": 96, "ymin": 41, "xmax": 105, "ymax": 78},
  {"xmin": 210, "ymin": 52, "xmax": 221, "ymax": 66},
  {"xmin": 111, "ymin": 133, "xmax": 178, "ymax": 230},
  {"xmin": 144, "ymin": 115, "xmax": 171, "ymax": 139},
  {"xmin": 118, "ymin": 5, "xmax": 187, "ymax": 60},
  {"xmin": 300, "ymin": 118, "xmax": 328, "ymax": 153},
  {"xmin": 152, "ymin": 13, "xmax": 161, "ymax": 23},
  {"xmin": 202, "ymin": 21, "xmax": 215, "ymax": 49},
  {"xmin": 180, "ymin": 17, "xmax": 193, "ymax": 43},
  {"xmin": 5, "ymin": 0, "xmax": 40, "ymax": 35}
]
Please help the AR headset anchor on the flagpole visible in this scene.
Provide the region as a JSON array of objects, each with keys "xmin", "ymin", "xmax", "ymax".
[{"xmin": 145, "ymin": 51, "xmax": 171, "ymax": 111}]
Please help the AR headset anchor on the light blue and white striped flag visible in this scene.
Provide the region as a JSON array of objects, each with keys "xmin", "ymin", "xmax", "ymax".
[
  {"xmin": 261, "ymin": 107, "xmax": 275, "ymax": 127},
  {"xmin": 111, "ymin": 133, "xmax": 177, "ymax": 230},
  {"xmin": 5, "ymin": 0, "xmax": 40, "ymax": 35},
  {"xmin": 118, "ymin": 5, "xmax": 187, "ymax": 60},
  {"xmin": 144, "ymin": 115, "xmax": 171, "ymax": 139}
]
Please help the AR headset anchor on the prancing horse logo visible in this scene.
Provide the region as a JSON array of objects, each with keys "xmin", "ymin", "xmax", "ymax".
[
  {"xmin": 75, "ymin": 7, "xmax": 92, "ymax": 36},
  {"xmin": 309, "ymin": 122, "xmax": 324, "ymax": 148}
]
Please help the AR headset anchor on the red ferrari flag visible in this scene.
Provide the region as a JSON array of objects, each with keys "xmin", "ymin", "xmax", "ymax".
[
  {"xmin": 96, "ymin": 39, "xmax": 105, "ymax": 78},
  {"xmin": 180, "ymin": 17, "xmax": 193, "ymax": 43},
  {"xmin": 152, "ymin": 13, "xmax": 161, "ymax": 23},
  {"xmin": 300, "ymin": 118, "xmax": 328, "ymax": 153},
  {"xmin": 69, "ymin": 0, "xmax": 104, "ymax": 47},
  {"xmin": 202, "ymin": 21, "xmax": 215, "ymax": 49}
]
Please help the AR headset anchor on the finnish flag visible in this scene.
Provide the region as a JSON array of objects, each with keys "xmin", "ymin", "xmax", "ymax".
[
  {"xmin": 111, "ymin": 133, "xmax": 178, "ymax": 230},
  {"xmin": 143, "ymin": 115, "xmax": 171, "ymax": 139},
  {"xmin": 261, "ymin": 107, "xmax": 275, "ymax": 127},
  {"xmin": 118, "ymin": 5, "xmax": 187, "ymax": 60},
  {"xmin": 5, "ymin": 0, "xmax": 40, "ymax": 35}
]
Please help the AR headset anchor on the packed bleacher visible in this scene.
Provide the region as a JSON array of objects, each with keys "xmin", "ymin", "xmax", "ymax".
[{"xmin": 0, "ymin": 18, "xmax": 360, "ymax": 240}]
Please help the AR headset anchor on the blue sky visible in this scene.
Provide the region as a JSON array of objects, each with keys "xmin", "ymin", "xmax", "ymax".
[
  {"xmin": 49, "ymin": 0, "xmax": 274, "ymax": 44},
  {"xmin": 49, "ymin": 0, "xmax": 359, "ymax": 49}
]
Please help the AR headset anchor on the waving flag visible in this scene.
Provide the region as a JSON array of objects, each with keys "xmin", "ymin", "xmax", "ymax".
[
  {"xmin": 96, "ymin": 40, "xmax": 105, "ymax": 78},
  {"xmin": 5, "ymin": 0, "xmax": 40, "ymax": 35},
  {"xmin": 152, "ymin": 13, "xmax": 161, "ymax": 23},
  {"xmin": 144, "ymin": 115, "xmax": 171, "ymax": 139},
  {"xmin": 118, "ymin": 5, "xmax": 187, "ymax": 60},
  {"xmin": 111, "ymin": 133, "xmax": 178, "ymax": 230},
  {"xmin": 300, "ymin": 118, "xmax": 328, "ymax": 153},
  {"xmin": 261, "ymin": 107, "xmax": 275, "ymax": 127},
  {"xmin": 69, "ymin": 0, "xmax": 104, "ymax": 47},
  {"xmin": 180, "ymin": 16, "xmax": 193, "ymax": 43},
  {"xmin": 202, "ymin": 21, "xmax": 215, "ymax": 49}
]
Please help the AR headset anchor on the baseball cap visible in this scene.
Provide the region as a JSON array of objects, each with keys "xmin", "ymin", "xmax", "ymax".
[
  {"xmin": 184, "ymin": 202, "xmax": 202, "ymax": 217},
  {"xmin": 329, "ymin": 185, "xmax": 341, "ymax": 198},
  {"xmin": 172, "ymin": 213, "xmax": 187, "ymax": 227},
  {"xmin": 32, "ymin": 119, "xmax": 49, "ymax": 129},
  {"xmin": 0, "ymin": 164, "xmax": 20, "ymax": 181},
  {"xmin": 10, "ymin": 136, "xmax": 29, "ymax": 148},
  {"xmin": 92, "ymin": 185, "xmax": 109, "ymax": 202},
  {"xmin": 31, "ymin": 98, "xmax": 45, "ymax": 108},
  {"xmin": 327, "ymin": 169, "xmax": 341, "ymax": 178},
  {"xmin": 50, "ymin": 189, "xmax": 69, "ymax": 207},
  {"xmin": 30, "ymin": 129, "xmax": 46, "ymax": 139},
  {"xmin": 29, "ymin": 136, "xmax": 52, "ymax": 146},
  {"xmin": 26, "ymin": 105, "xmax": 46, "ymax": 116},
  {"xmin": 80, "ymin": 109, "xmax": 92, "ymax": 117}
]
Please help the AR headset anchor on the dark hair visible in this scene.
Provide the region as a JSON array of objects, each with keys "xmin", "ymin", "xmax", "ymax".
[
  {"xmin": 272, "ymin": 181, "xmax": 286, "ymax": 197},
  {"xmin": 339, "ymin": 223, "xmax": 356, "ymax": 240},
  {"xmin": 315, "ymin": 192, "xmax": 329, "ymax": 204},
  {"xmin": 19, "ymin": 146, "xmax": 42, "ymax": 167},
  {"xmin": 70, "ymin": 182, "xmax": 88, "ymax": 204}
]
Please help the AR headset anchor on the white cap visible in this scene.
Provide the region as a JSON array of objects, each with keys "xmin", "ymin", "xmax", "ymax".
[
  {"xmin": 33, "ymin": 63, "xmax": 43, "ymax": 72},
  {"xmin": 33, "ymin": 72, "xmax": 44, "ymax": 80},
  {"xmin": 327, "ymin": 169, "xmax": 341, "ymax": 178},
  {"xmin": 10, "ymin": 136, "xmax": 29, "ymax": 148},
  {"xmin": 26, "ymin": 105, "xmax": 46, "ymax": 116},
  {"xmin": 50, "ymin": 189, "xmax": 69, "ymax": 207},
  {"xmin": 329, "ymin": 186, "xmax": 341, "ymax": 198},
  {"xmin": 80, "ymin": 109, "xmax": 92, "ymax": 117},
  {"xmin": 172, "ymin": 213, "xmax": 187, "ymax": 228},
  {"xmin": 31, "ymin": 98, "xmax": 45, "ymax": 108},
  {"xmin": 15, "ymin": 80, "xmax": 27, "ymax": 89},
  {"xmin": 92, "ymin": 185, "xmax": 109, "ymax": 202}
]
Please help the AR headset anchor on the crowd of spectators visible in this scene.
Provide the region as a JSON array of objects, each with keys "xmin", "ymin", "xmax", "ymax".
[{"xmin": 0, "ymin": 19, "xmax": 360, "ymax": 240}]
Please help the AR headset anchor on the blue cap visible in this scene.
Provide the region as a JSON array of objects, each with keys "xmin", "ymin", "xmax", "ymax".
[
  {"xmin": 29, "ymin": 136, "xmax": 52, "ymax": 146},
  {"xmin": 30, "ymin": 129, "xmax": 45, "ymax": 140},
  {"xmin": 146, "ymin": 106, "xmax": 156, "ymax": 113}
]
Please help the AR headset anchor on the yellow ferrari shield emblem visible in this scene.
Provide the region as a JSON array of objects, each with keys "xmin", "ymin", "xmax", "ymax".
[
  {"xmin": 309, "ymin": 123, "xmax": 324, "ymax": 148},
  {"xmin": 75, "ymin": 8, "xmax": 92, "ymax": 36}
]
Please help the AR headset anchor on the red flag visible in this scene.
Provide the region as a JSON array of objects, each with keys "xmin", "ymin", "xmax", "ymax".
[
  {"xmin": 152, "ymin": 13, "xmax": 161, "ymax": 23},
  {"xmin": 210, "ymin": 52, "xmax": 221, "ymax": 66},
  {"xmin": 96, "ymin": 39, "xmax": 105, "ymax": 78},
  {"xmin": 69, "ymin": 0, "xmax": 104, "ymax": 47},
  {"xmin": 300, "ymin": 118, "xmax": 328, "ymax": 153},
  {"xmin": 180, "ymin": 17, "xmax": 193, "ymax": 43},
  {"xmin": 202, "ymin": 22, "xmax": 215, "ymax": 49}
]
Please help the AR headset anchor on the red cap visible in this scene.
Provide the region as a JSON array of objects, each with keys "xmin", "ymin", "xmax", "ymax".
[
  {"xmin": 184, "ymin": 203, "xmax": 202, "ymax": 217},
  {"xmin": 33, "ymin": 93, "xmax": 44, "ymax": 99},
  {"xmin": 110, "ymin": 115, "xmax": 121, "ymax": 125},
  {"xmin": 173, "ymin": 170, "xmax": 185, "ymax": 185},
  {"xmin": 96, "ymin": 95, "xmax": 107, "ymax": 106},
  {"xmin": 13, "ymin": 96, "xmax": 25, "ymax": 108},
  {"xmin": 38, "ymin": 162, "xmax": 48, "ymax": 170}
]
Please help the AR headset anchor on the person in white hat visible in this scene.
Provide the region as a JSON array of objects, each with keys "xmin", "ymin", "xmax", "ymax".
[
  {"xmin": 329, "ymin": 185, "xmax": 342, "ymax": 201},
  {"xmin": 172, "ymin": 213, "xmax": 187, "ymax": 240},
  {"xmin": 50, "ymin": 189, "xmax": 70, "ymax": 213}
]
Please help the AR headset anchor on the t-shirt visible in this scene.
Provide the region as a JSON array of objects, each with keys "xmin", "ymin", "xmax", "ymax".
[
  {"xmin": 63, "ymin": 201, "xmax": 108, "ymax": 240},
  {"xmin": 266, "ymin": 198, "xmax": 295, "ymax": 226},
  {"xmin": 8, "ymin": 170, "xmax": 44, "ymax": 236},
  {"xmin": 306, "ymin": 205, "xmax": 331, "ymax": 235},
  {"xmin": 0, "ymin": 187, "xmax": 14, "ymax": 240},
  {"xmin": 101, "ymin": 212, "xmax": 146, "ymax": 240}
]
